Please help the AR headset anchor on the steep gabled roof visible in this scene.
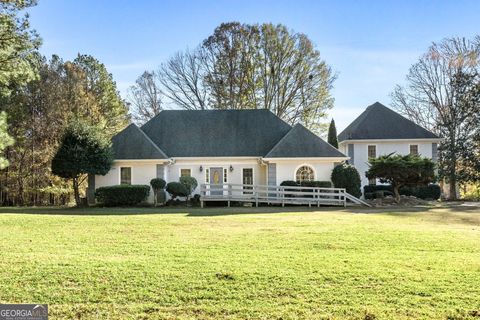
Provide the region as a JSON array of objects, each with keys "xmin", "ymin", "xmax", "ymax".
[
  {"xmin": 141, "ymin": 109, "xmax": 292, "ymax": 157},
  {"xmin": 338, "ymin": 102, "xmax": 439, "ymax": 142},
  {"xmin": 112, "ymin": 124, "xmax": 168, "ymax": 159},
  {"xmin": 265, "ymin": 124, "xmax": 346, "ymax": 158}
]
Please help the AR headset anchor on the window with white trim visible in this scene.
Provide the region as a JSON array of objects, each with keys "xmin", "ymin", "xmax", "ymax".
[
  {"xmin": 368, "ymin": 145, "xmax": 376, "ymax": 159},
  {"xmin": 243, "ymin": 168, "xmax": 253, "ymax": 194},
  {"xmin": 295, "ymin": 165, "xmax": 314, "ymax": 183},
  {"xmin": 410, "ymin": 144, "xmax": 418, "ymax": 156},
  {"xmin": 180, "ymin": 169, "xmax": 191, "ymax": 177},
  {"xmin": 120, "ymin": 167, "xmax": 131, "ymax": 185}
]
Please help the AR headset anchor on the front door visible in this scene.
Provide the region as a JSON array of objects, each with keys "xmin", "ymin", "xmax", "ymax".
[{"xmin": 210, "ymin": 167, "xmax": 223, "ymax": 195}]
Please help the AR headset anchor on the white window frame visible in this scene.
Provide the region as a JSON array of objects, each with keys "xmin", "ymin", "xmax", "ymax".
[
  {"xmin": 409, "ymin": 144, "xmax": 419, "ymax": 156},
  {"xmin": 293, "ymin": 164, "xmax": 316, "ymax": 182},
  {"xmin": 242, "ymin": 167, "xmax": 255, "ymax": 185},
  {"xmin": 205, "ymin": 168, "xmax": 210, "ymax": 183},
  {"xmin": 204, "ymin": 166, "xmax": 227, "ymax": 183},
  {"xmin": 119, "ymin": 166, "xmax": 132, "ymax": 185},
  {"xmin": 179, "ymin": 168, "xmax": 191, "ymax": 178},
  {"xmin": 367, "ymin": 144, "xmax": 377, "ymax": 159}
]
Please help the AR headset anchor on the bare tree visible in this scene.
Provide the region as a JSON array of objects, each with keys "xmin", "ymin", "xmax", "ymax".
[
  {"xmin": 157, "ymin": 49, "xmax": 208, "ymax": 110},
  {"xmin": 202, "ymin": 22, "xmax": 261, "ymax": 110},
  {"xmin": 258, "ymin": 25, "xmax": 335, "ymax": 133},
  {"xmin": 127, "ymin": 71, "xmax": 162, "ymax": 125},
  {"xmin": 135, "ymin": 22, "xmax": 335, "ymax": 134},
  {"xmin": 391, "ymin": 36, "xmax": 480, "ymax": 199}
]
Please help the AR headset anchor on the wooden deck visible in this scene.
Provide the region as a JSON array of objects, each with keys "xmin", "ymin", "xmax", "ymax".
[{"xmin": 200, "ymin": 183, "xmax": 351, "ymax": 208}]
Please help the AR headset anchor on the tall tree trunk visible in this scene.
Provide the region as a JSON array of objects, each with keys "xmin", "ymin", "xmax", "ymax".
[
  {"xmin": 448, "ymin": 175, "xmax": 457, "ymax": 200},
  {"xmin": 72, "ymin": 177, "xmax": 81, "ymax": 207},
  {"xmin": 393, "ymin": 185, "xmax": 401, "ymax": 204}
]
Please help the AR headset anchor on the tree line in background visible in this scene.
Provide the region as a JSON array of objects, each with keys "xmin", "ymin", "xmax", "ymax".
[
  {"xmin": 0, "ymin": 1, "xmax": 128, "ymax": 205},
  {"xmin": 128, "ymin": 22, "xmax": 336, "ymax": 135},
  {"xmin": 391, "ymin": 36, "xmax": 480, "ymax": 199}
]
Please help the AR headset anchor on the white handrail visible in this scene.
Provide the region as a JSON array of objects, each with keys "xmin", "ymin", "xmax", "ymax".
[{"xmin": 200, "ymin": 183, "xmax": 349, "ymax": 208}]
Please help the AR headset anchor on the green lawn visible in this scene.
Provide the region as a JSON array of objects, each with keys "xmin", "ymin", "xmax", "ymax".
[{"xmin": 0, "ymin": 205, "xmax": 479, "ymax": 319}]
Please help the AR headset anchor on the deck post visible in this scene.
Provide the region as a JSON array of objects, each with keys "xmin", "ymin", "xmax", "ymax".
[{"xmin": 317, "ymin": 188, "xmax": 320, "ymax": 207}]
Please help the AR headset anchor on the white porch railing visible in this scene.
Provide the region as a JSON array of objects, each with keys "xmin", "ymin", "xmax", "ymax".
[{"xmin": 199, "ymin": 183, "xmax": 347, "ymax": 208}]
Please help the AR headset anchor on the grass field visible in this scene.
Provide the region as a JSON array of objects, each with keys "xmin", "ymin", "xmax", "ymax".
[{"xmin": 0, "ymin": 205, "xmax": 479, "ymax": 319}]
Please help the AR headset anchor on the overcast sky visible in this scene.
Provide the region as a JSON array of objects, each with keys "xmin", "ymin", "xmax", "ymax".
[{"xmin": 29, "ymin": 0, "xmax": 480, "ymax": 131}]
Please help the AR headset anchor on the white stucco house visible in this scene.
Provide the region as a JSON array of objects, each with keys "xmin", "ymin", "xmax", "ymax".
[
  {"xmin": 338, "ymin": 102, "xmax": 442, "ymax": 189},
  {"xmin": 88, "ymin": 109, "xmax": 348, "ymax": 204}
]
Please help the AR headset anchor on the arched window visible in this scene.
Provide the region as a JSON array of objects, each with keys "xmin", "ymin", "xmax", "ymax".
[{"xmin": 296, "ymin": 165, "xmax": 314, "ymax": 182}]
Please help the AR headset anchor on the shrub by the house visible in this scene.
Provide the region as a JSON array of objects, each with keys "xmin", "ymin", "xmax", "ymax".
[
  {"xmin": 280, "ymin": 180, "xmax": 332, "ymax": 188},
  {"xmin": 300, "ymin": 181, "xmax": 332, "ymax": 188},
  {"xmin": 166, "ymin": 182, "xmax": 189, "ymax": 199},
  {"xmin": 363, "ymin": 184, "xmax": 441, "ymax": 200},
  {"xmin": 95, "ymin": 185, "xmax": 150, "ymax": 206},
  {"xmin": 331, "ymin": 164, "xmax": 362, "ymax": 198},
  {"xmin": 280, "ymin": 180, "xmax": 332, "ymax": 198},
  {"xmin": 280, "ymin": 180, "xmax": 299, "ymax": 187},
  {"xmin": 150, "ymin": 178, "xmax": 166, "ymax": 206},
  {"xmin": 366, "ymin": 154, "xmax": 436, "ymax": 203},
  {"xmin": 179, "ymin": 176, "xmax": 198, "ymax": 200}
]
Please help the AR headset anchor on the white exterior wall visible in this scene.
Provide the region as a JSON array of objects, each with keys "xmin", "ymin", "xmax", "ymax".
[
  {"xmin": 95, "ymin": 160, "xmax": 161, "ymax": 203},
  {"xmin": 340, "ymin": 140, "xmax": 436, "ymax": 187},
  {"xmin": 166, "ymin": 158, "xmax": 266, "ymax": 195}
]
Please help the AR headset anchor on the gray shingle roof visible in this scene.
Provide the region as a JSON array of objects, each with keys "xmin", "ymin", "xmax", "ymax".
[
  {"xmin": 265, "ymin": 124, "xmax": 346, "ymax": 158},
  {"xmin": 338, "ymin": 102, "xmax": 439, "ymax": 142},
  {"xmin": 112, "ymin": 109, "xmax": 347, "ymax": 159},
  {"xmin": 141, "ymin": 109, "xmax": 293, "ymax": 157},
  {"xmin": 112, "ymin": 124, "xmax": 168, "ymax": 159}
]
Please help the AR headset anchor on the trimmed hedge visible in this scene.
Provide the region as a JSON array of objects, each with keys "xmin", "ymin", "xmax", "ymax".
[
  {"xmin": 280, "ymin": 180, "xmax": 332, "ymax": 198},
  {"xmin": 280, "ymin": 180, "xmax": 332, "ymax": 188},
  {"xmin": 280, "ymin": 180, "xmax": 298, "ymax": 187},
  {"xmin": 166, "ymin": 182, "xmax": 189, "ymax": 199},
  {"xmin": 300, "ymin": 180, "xmax": 332, "ymax": 188},
  {"xmin": 95, "ymin": 185, "xmax": 150, "ymax": 206},
  {"xmin": 363, "ymin": 184, "xmax": 441, "ymax": 200},
  {"xmin": 331, "ymin": 164, "xmax": 362, "ymax": 198}
]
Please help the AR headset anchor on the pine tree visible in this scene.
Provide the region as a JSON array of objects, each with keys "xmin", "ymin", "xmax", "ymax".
[{"xmin": 327, "ymin": 119, "xmax": 338, "ymax": 148}]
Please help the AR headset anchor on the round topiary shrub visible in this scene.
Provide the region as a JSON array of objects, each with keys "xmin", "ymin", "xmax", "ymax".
[
  {"xmin": 179, "ymin": 176, "xmax": 198, "ymax": 198},
  {"xmin": 150, "ymin": 178, "xmax": 166, "ymax": 191},
  {"xmin": 150, "ymin": 178, "xmax": 167, "ymax": 206},
  {"xmin": 166, "ymin": 181, "xmax": 189, "ymax": 199},
  {"xmin": 331, "ymin": 164, "xmax": 362, "ymax": 198}
]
